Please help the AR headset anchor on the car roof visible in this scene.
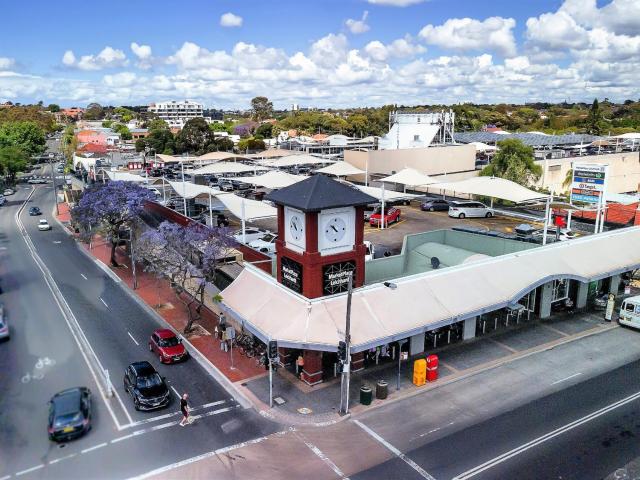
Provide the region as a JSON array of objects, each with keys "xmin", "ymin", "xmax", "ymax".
[
  {"xmin": 52, "ymin": 388, "xmax": 85, "ymax": 413},
  {"xmin": 154, "ymin": 328, "xmax": 176, "ymax": 339},
  {"xmin": 130, "ymin": 361, "xmax": 156, "ymax": 376}
]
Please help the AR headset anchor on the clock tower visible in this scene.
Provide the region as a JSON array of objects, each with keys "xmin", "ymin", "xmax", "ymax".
[{"xmin": 266, "ymin": 175, "xmax": 376, "ymax": 299}]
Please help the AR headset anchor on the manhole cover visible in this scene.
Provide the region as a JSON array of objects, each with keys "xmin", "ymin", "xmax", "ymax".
[
  {"xmin": 273, "ymin": 396, "xmax": 286, "ymax": 405},
  {"xmin": 297, "ymin": 407, "xmax": 313, "ymax": 415}
]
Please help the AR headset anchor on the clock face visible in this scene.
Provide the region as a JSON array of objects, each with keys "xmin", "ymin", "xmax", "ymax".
[
  {"xmin": 324, "ymin": 217, "xmax": 347, "ymax": 243},
  {"xmin": 289, "ymin": 215, "xmax": 304, "ymax": 241}
]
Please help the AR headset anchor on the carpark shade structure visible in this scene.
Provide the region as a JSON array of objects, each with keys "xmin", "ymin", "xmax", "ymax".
[
  {"xmin": 351, "ymin": 182, "xmax": 422, "ymax": 230},
  {"xmin": 222, "ymin": 170, "xmax": 307, "ymax": 189}
]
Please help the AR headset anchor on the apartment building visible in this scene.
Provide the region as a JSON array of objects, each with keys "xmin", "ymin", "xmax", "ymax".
[{"xmin": 148, "ymin": 100, "xmax": 204, "ymax": 123}]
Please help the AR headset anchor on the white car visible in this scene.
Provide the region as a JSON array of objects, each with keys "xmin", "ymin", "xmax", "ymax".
[
  {"xmin": 0, "ymin": 196, "xmax": 6, "ymax": 206},
  {"xmin": 448, "ymin": 201, "xmax": 493, "ymax": 219},
  {"xmin": 38, "ymin": 219, "xmax": 51, "ymax": 231},
  {"xmin": 364, "ymin": 241, "xmax": 375, "ymax": 261},
  {"xmin": 248, "ymin": 233, "xmax": 277, "ymax": 255},
  {"xmin": 532, "ymin": 228, "xmax": 576, "ymax": 242},
  {"xmin": 3, "ymin": 188, "xmax": 14, "ymax": 196},
  {"xmin": 233, "ymin": 227, "xmax": 271, "ymax": 244}
]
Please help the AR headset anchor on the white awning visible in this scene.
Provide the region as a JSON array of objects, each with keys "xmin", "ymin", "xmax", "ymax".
[
  {"xmin": 353, "ymin": 184, "xmax": 421, "ymax": 202},
  {"xmin": 259, "ymin": 154, "xmax": 335, "ymax": 168},
  {"xmin": 429, "ymin": 176, "xmax": 549, "ymax": 203},
  {"xmin": 247, "ymin": 149, "xmax": 299, "ymax": 159},
  {"xmin": 316, "ymin": 162, "xmax": 365, "ymax": 177},
  {"xmin": 167, "ymin": 180, "xmax": 214, "ymax": 199},
  {"xmin": 227, "ymin": 170, "xmax": 306, "ymax": 189},
  {"xmin": 105, "ymin": 171, "xmax": 147, "ymax": 183},
  {"xmin": 196, "ymin": 152, "xmax": 251, "ymax": 161},
  {"xmin": 610, "ymin": 133, "xmax": 640, "ymax": 140},
  {"xmin": 379, "ymin": 168, "xmax": 438, "ymax": 186},
  {"xmin": 469, "ymin": 141, "xmax": 498, "ymax": 152},
  {"xmin": 192, "ymin": 162, "xmax": 267, "ymax": 176},
  {"xmin": 221, "ymin": 227, "xmax": 640, "ymax": 351},
  {"xmin": 216, "ymin": 193, "xmax": 277, "ymax": 220}
]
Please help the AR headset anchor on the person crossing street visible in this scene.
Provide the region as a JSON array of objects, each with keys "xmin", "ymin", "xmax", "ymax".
[{"xmin": 179, "ymin": 393, "xmax": 192, "ymax": 426}]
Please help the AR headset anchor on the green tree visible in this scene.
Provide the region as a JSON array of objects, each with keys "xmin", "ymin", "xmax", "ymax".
[
  {"xmin": 175, "ymin": 117, "xmax": 215, "ymax": 155},
  {"xmin": 47, "ymin": 104, "xmax": 60, "ymax": 112},
  {"xmin": 250, "ymin": 96, "xmax": 274, "ymax": 122},
  {"xmin": 135, "ymin": 138, "xmax": 146, "ymax": 152},
  {"xmin": 112, "ymin": 123, "xmax": 132, "ymax": 140},
  {"xmin": 145, "ymin": 118, "xmax": 169, "ymax": 131},
  {"xmin": 0, "ymin": 146, "xmax": 29, "ymax": 183},
  {"xmin": 586, "ymin": 98, "xmax": 604, "ymax": 135},
  {"xmin": 480, "ymin": 138, "xmax": 542, "ymax": 186},
  {"xmin": 146, "ymin": 129, "xmax": 175, "ymax": 155},
  {"xmin": 0, "ymin": 121, "xmax": 46, "ymax": 157},
  {"xmin": 255, "ymin": 123, "xmax": 273, "ymax": 138},
  {"xmin": 237, "ymin": 137, "xmax": 266, "ymax": 152},
  {"xmin": 83, "ymin": 103, "xmax": 104, "ymax": 120},
  {"xmin": 102, "ymin": 120, "xmax": 113, "ymax": 128}
]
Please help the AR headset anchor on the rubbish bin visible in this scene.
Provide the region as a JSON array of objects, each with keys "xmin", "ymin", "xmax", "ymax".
[
  {"xmin": 360, "ymin": 385, "xmax": 373, "ymax": 405},
  {"xmin": 376, "ymin": 380, "xmax": 388, "ymax": 400}
]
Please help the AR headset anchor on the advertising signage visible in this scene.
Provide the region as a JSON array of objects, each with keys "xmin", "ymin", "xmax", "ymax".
[
  {"xmin": 323, "ymin": 261, "xmax": 356, "ymax": 295},
  {"xmin": 281, "ymin": 257, "xmax": 303, "ymax": 293},
  {"xmin": 571, "ymin": 164, "xmax": 608, "ymax": 204}
]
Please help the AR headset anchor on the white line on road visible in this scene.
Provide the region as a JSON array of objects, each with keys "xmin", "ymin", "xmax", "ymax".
[
  {"xmin": 0, "ymin": 475, "xmax": 11, "ymax": 480},
  {"xmin": 303, "ymin": 440, "xmax": 350, "ymax": 479},
  {"xmin": 48, "ymin": 453, "xmax": 77, "ymax": 465},
  {"xmin": 80, "ymin": 273, "xmax": 87, "ymax": 280},
  {"xmin": 354, "ymin": 420, "xmax": 436, "ymax": 480},
  {"xmin": 15, "ymin": 464, "xmax": 44, "ymax": 476},
  {"xmin": 171, "ymin": 386, "xmax": 181, "ymax": 398},
  {"xmin": 551, "ymin": 372, "xmax": 583, "ymax": 385},
  {"xmin": 127, "ymin": 331, "xmax": 139, "ymax": 345},
  {"xmin": 122, "ymin": 400, "xmax": 227, "ymax": 429},
  {"xmin": 99, "ymin": 297, "xmax": 108, "ymax": 308},
  {"xmin": 53, "ymin": 240, "xmax": 61, "ymax": 244},
  {"xmin": 81, "ymin": 442, "xmax": 108, "ymax": 454},
  {"xmin": 453, "ymin": 389, "xmax": 640, "ymax": 479}
]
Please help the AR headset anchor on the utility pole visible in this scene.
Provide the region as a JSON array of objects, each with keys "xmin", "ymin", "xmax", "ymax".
[
  {"xmin": 49, "ymin": 153, "xmax": 59, "ymax": 215},
  {"xmin": 339, "ymin": 274, "xmax": 353, "ymax": 416}
]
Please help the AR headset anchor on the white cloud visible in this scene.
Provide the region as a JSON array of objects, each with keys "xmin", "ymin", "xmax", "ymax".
[
  {"xmin": 366, "ymin": 0, "xmax": 426, "ymax": 6},
  {"xmin": 62, "ymin": 46, "xmax": 128, "ymax": 71},
  {"xmin": 309, "ymin": 33, "xmax": 349, "ymax": 68},
  {"xmin": 419, "ymin": 17, "xmax": 517, "ymax": 57},
  {"xmin": 504, "ymin": 56, "xmax": 530, "ymax": 71},
  {"xmin": 220, "ymin": 12, "xmax": 243, "ymax": 28},
  {"xmin": 131, "ymin": 42, "xmax": 152, "ymax": 60},
  {"xmin": 365, "ymin": 36, "xmax": 425, "ymax": 62},
  {"xmin": 0, "ymin": 57, "xmax": 15, "ymax": 70},
  {"xmin": 525, "ymin": 11, "xmax": 589, "ymax": 50},
  {"xmin": 103, "ymin": 72, "xmax": 137, "ymax": 87},
  {"xmin": 346, "ymin": 11, "xmax": 370, "ymax": 34}
]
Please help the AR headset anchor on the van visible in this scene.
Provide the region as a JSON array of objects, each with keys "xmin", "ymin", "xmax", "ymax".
[
  {"xmin": 619, "ymin": 295, "xmax": 640, "ymax": 329},
  {"xmin": 448, "ymin": 201, "xmax": 493, "ymax": 219}
]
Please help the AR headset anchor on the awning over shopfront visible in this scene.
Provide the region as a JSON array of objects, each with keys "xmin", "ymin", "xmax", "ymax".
[
  {"xmin": 429, "ymin": 176, "xmax": 549, "ymax": 203},
  {"xmin": 221, "ymin": 227, "xmax": 640, "ymax": 352},
  {"xmin": 228, "ymin": 170, "xmax": 307, "ymax": 189}
]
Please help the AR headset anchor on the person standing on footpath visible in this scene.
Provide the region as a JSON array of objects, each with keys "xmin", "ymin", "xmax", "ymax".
[{"xmin": 179, "ymin": 393, "xmax": 191, "ymax": 426}]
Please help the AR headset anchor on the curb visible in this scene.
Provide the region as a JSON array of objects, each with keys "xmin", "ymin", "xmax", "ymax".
[{"xmin": 52, "ymin": 209, "xmax": 253, "ymax": 410}]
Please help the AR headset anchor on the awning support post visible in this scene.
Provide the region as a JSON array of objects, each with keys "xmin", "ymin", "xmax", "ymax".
[
  {"xmin": 208, "ymin": 191, "xmax": 213, "ymax": 228},
  {"xmin": 339, "ymin": 275, "xmax": 353, "ymax": 416},
  {"xmin": 542, "ymin": 196, "xmax": 551, "ymax": 246},
  {"xmin": 241, "ymin": 198, "xmax": 247, "ymax": 243},
  {"xmin": 380, "ymin": 182, "xmax": 386, "ymax": 230}
]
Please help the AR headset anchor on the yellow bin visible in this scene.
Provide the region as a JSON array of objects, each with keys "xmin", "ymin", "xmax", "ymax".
[{"xmin": 413, "ymin": 358, "xmax": 427, "ymax": 386}]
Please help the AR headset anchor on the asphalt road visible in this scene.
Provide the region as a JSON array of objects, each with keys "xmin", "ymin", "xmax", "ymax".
[
  {"xmin": 0, "ymin": 163, "xmax": 278, "ymax": 479},
  {"xmin": 353, "ymin": 357, "xmax": 640, "ymax": 480}
]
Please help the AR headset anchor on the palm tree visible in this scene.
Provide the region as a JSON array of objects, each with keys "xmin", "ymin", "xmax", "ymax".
[{"xmin": 562, "ymin": 168, "xmax": 573, "ymax": 189}]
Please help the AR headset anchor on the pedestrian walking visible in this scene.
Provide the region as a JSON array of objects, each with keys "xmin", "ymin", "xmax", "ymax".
[
  {"xmin": 296, "ymin": 355, "xmax": 304, "ymax": 376},
  {"xmin": 179, "ymin": 393, "xmax": 191, "ymax": 426}
]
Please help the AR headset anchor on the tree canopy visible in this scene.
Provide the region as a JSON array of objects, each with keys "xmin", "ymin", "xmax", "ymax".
[
  {"xmin": 250, "ymin": 96, "xmax": 274, "ymax": 122},
  {"xmin": 0, "ymin": 146, "xmax": 29, "ymax": 184},
  {"xmin": 0, "ymin": 121, "xmax": 46, "ymax": 157},
  {"xmin": 480, "ymin": 138, "xmax": 542, "ymax": 186}
]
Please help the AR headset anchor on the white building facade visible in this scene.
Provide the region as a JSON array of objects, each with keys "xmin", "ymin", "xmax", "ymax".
[
  {"xmin": 148, "ymin": 100, "xmax": 204, "ymax": 124},
  {"xmin": 378, "ymin": 110, "xmax": 456, "ymax": 150}
]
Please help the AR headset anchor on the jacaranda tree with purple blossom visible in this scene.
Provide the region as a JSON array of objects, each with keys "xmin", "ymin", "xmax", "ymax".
[
  {"xmin": 71, "ymin": 181, "xmax": 156, "ymax": 267},
  {"xmin": 138, "ymin": 221, "xmax": 234, "ymax": 333}
]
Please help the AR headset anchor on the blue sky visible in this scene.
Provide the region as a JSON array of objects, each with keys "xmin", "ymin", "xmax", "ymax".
[{"xmin": 0, "ymin": 0, "xmax": 638, "ymax": 108}]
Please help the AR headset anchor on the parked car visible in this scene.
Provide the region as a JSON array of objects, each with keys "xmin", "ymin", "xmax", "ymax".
[
  {"xmin": 38, "ymin": 219, "xmax": 51, "ymax": 231},
  {"xmin": 219, "ymin": 182, "xmax": 234, "ymax": 192},
  {"xmin": 448, "ymin": 201, "xmax": 493, "ymax": 219},
  {"xmin": 47, "ymin": 387, "xmax": 92, "ymax": 442},
  {"xmin": 0, "ymin": 303, "xmax": 8, "ymax": 340},
  {"xmin": 364, "ymin": 240, "xmax": 375, "ymax": 261},
  {"xmin": 233, "ymin": 227, "xmax": 271, "ymax": 244},
  {"xmin": 123, "ymin": 361, "xmax": 170, "ymax": 411},
  {"xmin": 29, "ymin": 206, "xmax": 42, "ymax": 216},
  {"xmin": 249, "ymin": 233, "xmax": 278, "ymax": 254},
  {"xmin": 149, "ymin": 329, "xmax": 189, "ymax": 364},
  {"xmin": 369, "ymin": 206, "xmax": 401, "ymax": 227},
  {"xmin": 532, "ymin": 228, "xmax": 577, "ymax": 242},
  {"xmin": 363, "ymin": 204, "xmax": 378, "ymax": 222},
  {"xmin": 421, "ymin": 198, "xmax": 451, "ymax": 212},
  {"xmin": 0, "ymin": 197, "xmax": 6, "ymax": 206},
  {"xmin": 593, "ymin": 293, "xmax": 610, "ymax": 310},
  {"xmin": 3, "ymin": 188, "xmax": 14, "ymax": 196}
]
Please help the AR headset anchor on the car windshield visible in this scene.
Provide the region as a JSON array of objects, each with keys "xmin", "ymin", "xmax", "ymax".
[
  {"xmin": 54, "ymin": 412, "xmax": 82, "ymax": 427},
  {"xmin": 137, "ymin": 373, "xmax": 163, "ymax": 388},
  {"xmin": 158, "ymin": 336, "xmax": 179, "ymax": 347},
  {"xmin": 260, "ymin": 234, "xmax": 276, "ymax": 242}
]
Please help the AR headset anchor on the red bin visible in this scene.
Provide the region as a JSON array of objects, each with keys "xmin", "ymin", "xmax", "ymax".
[{"xmin": 426, "ymin": 354, "xmax": 439, "ymax": 382}]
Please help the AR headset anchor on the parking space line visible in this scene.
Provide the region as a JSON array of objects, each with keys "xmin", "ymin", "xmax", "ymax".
[
  {"xmin": 0, "ymin": 474, "xmax": 12, "ymax": 480},
  {"xmin": 540, "ymin": 323, "xmax": 570, "ymax": 337},
  {"xmin": 127, "ymin": 331, "xmax": 139, "ymax": 346},
  {"xmin": 354, "ymin": 420, "xmax": 436, "ymax": 480},
  {"xmin": 99, "ymin": 297, "xmax": 108, "ymax": 308},
  {"xmin": 171, "ymin": 386, "xmax": 181, "ymax": 398},
  {"xmin": 15, "ymin": 465, "xmax": 44, "ymax": 476},
  {"xmin": 80, "ymin": 273, "xmax": 87, "ymax": 280},
  {"xmin": 81, "ymin": 442, "xmax": 108, "ymax": 454},
  {"xmin": 486, "ymin": 337, "xmax": 518, "ymax": 354},
  {"xmin": 551, "ymin": 372, "xmax": 582, "ymax": 385},
  {"xmin": 301, "ymin": 438, "xmax": 350, "ymax": 479}
]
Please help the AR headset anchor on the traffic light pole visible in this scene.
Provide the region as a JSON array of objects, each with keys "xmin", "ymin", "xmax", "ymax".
[
  {"xmin": 269, "ymin": 358, "xmax": 273, "ymax": 408},
  {"xmin": 339, "ymin": 275, "xmax": 353, "ymax": 416}
]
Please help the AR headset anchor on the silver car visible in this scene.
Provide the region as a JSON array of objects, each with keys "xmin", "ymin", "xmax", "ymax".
[{"xmin": 448, "ymin": 201, "xmax": 493, "ymax": 219}]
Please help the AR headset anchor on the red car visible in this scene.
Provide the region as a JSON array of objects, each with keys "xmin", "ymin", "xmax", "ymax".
[
  {"xmin": 369, "ymin": 206, "xmax": 401, "ymax": 227},
  {"xmin": 149, "ymin": 329, "xmax": 189, "ymax": 364}
]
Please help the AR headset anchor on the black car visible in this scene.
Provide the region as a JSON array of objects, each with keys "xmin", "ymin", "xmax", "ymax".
[
  {"xmin": 48, "ymin": 387, "xmax": 92, "ymax": 442},
  {"xmin": 421, "ymin": 199, "xmax": 451, "ymax": 212},
  {"xmin": 123, "ymin": 361, "xmax": 170, "ymax": 411},
  {"xmin": 29, "ymin": 206, "xmax": 42, "ymax": 216}
]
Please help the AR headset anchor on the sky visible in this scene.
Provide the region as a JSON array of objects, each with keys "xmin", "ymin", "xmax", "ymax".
[{"xmin": 0, "ymin": 0, "xmax": 639, "ymax": 109}]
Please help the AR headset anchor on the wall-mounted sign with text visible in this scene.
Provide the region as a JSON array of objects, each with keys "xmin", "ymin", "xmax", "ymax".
[
  {"xmin": 323, "ymin": 261, "xmax": 356, "ymax": 295},
  {"xmin": 571, "ymin": 163, "xmax": 608, "ymax": 204},
  {"xmin": 281, "ymin": 257, "xmax": 303, "ymax": 293}
]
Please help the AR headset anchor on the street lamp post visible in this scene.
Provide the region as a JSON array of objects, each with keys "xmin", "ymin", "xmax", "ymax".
[
  {"xmin": 339, "ymin": 274, "xmax": 354, "ymax": 416},
  {"xmin": 49, "ymin": 153, "xmax": 59, "ymax": 215},
  {"xmin": 383, "ymin": 281, "xmax": 401, "ymax": 389}
]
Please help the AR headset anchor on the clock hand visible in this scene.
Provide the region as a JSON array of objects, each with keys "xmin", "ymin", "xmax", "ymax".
[{"xmin": 331, "ymin": 225, "xmax": 338, "ymax": 232}]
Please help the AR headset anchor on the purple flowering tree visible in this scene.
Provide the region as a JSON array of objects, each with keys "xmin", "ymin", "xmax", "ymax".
[
  {"xmin": 138, "ymin": 221, "xmax": 234, "ymax": 333},
  {"xmin": 71, "ymin": 181, "xmax": 155, "ymax": 267}
]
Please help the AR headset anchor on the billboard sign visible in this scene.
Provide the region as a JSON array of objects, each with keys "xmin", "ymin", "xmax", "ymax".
[{"xmin": 571, "ymin": 164, "xmax": 608, "ymax": 204}]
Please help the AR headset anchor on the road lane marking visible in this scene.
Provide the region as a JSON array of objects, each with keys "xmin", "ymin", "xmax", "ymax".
[
  {"xmin": 354, "ymin": 420, "xmax": 436, "ymax": 480},
  {"xmin": 53, "ymin": 240, "xmax": 61, "ymax": 244},
  {"xmin": 0, "ymin": 475, "xmax": 11, "ymax": 480},
  {"xmin": 81, "ymin": 442, "xmax": 108, "ymax": 454},
  {"xmin": 171, "ymin": 386, "xmax": 181, "ymax": 398},
  {"xmin": 48, "ymin": 453, "xmax": 77, "ymax": 464},
  {"xmin": 551, "ymin": 372, "xmax": 582, "ymax": 385},
  {"xmin": 99, "ymin": 297, "xmax": 108, "ymax": 308},
  {"xmin": 302, "ymin": 439, "xmax": 350, "ymax": 479},
  {"xmin": 80, "ymin": 273, "xmax": 87, "ymax": 280},
  {"xmin": 15, "ymin": 465, "xmax": 45, "ymax": 476},
  {"xmin": 127, "ymin": 332, "xmax": 139, "ymax": 345},
  {"xmin": 122, "ymin": 400, "xmax": 227, "ymax": 429},
  {"xmin": 14, "ymin": 188, "xmax": 129, "ymax": 429},
  {"xmin": 453, "ymin": 389, "xmax": 640, "ymax": 479},
  {"xmin": 128, "ymin": 431, "xmax": 287, "ymax": 480}
]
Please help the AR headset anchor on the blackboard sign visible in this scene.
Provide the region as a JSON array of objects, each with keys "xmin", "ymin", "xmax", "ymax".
[
  {"xmin": 323, "ymin": 261, "xmax": 355, "ymax": 295},
  {"xmin": 281, "ymin": 257, "xmax": 303, "ymax": 293}
]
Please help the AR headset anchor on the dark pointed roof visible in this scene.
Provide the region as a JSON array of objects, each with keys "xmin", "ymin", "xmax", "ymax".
[{"xmin": 265, "ymin": 175, "xmax": 376, "ymax": 212}]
